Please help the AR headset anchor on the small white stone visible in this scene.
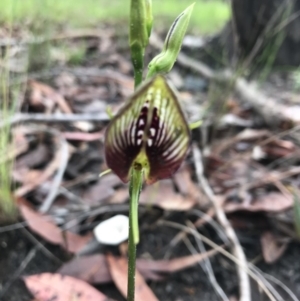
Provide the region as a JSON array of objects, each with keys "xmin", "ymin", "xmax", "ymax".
[
  {"xmin": 252, "ymin": 146, "xmax": 266, "ymax": 160},
  {"xmin": 93, "ymin": 215, "xmax": 129, "ymax": 245}
]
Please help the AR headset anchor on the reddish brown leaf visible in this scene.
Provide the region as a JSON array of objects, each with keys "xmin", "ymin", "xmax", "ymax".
[
  {"xmin": 137, "ymin": 248, "xmax": 218, "ymax": 274},
  {"xmin": 109, "ymin": 188, "xmax": 129, "ymax": 204},
  {"xmin": 83, "ymin": 181, "xmax": 114, "ymax": 206},
  {"xmin": 15, "ymin": 142, "xmax": 64, "ymax": 197},
  {"xmin": 29, "ymin": 80, "xmax": 72, "ymax": 113},
  {"xmin": 59, "ymin": 255, "xmax": 161, "ymax": 284},
  {"xmin": 262, "ymin": 139, "xmax": 295, "ymax": 158},
  {"xmin": 173, "ymin": 166, "xmax": 206, "ymax": 206},
  {"xmin": 24, "ymin": 273, "xmax": 112, "ymax": 301},
  {"xmin": 16, "ymin": 144, "xmax": 50, "ymax": 169},
  {"xmin": 140, "ymin": 179, "xmax": 196, "ymax": 210},
  {"xmin": 59, "ymin": 255, "xmax": 112, "ymax": 283},
  {"xmin": 224, "ymin": 192, "xmax": 293, "ymax": 213},
  {"xmin": 106, "ymin": 254, "xmax": 159, "ymax": 301},
  {"xmin": 260, "ymin": 231, "xmax": 288, "ymax": 263},
  {"xmin": 58, "ymin": 248, "xmax": 218, "ymax": 285},
  {"xmin": 19, "ymin": 199, "xmax": 91, "ymax": 253}
]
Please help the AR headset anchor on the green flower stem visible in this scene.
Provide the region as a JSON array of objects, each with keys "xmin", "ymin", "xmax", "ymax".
[
  {"xmin": 129, "ymin": 0, "xmax": 150, "ymax": 89},
  {"xmin": 127, "ymin": 167, "xmax": 143, "ymax": 301},
  {"xmin": 131, "ymin": 42, "xmax": 144, "ymax": 89}
]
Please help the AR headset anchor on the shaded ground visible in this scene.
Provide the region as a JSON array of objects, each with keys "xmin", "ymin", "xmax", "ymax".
[
  {"xmin": 1, "ymin": 22, "xmax": 300, "ymax": 301},
  {"xmin": 1, "ymin": 213, "xmax": 300, "ymax": 301}
]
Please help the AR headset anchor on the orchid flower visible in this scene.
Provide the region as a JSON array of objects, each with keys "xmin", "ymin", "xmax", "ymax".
[
  {"xmin": 105, "ymin": 75, "xmax": 190, "ymax": 186},
  {"xmin": 104, "ymin": 75, "xmax": 190, "ymax": 246}
]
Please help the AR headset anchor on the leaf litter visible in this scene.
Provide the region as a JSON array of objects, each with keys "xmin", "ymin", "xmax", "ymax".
[{"xmin": 1, "ymin": 22, "xmax": 300, "ymax": 301}]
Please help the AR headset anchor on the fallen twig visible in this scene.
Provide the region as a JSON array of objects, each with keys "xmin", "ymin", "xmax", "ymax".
[
  {"xmin": 0, "ymin": 113, "xmax": 109, "ymax": 129},
  {"xmin": 192, "ymin": 144, "xmax": 251, "ymax": 301},
  {"xmin": 160, "ymin": 220, "xmax": 276, "ymax": 301},
  {"xmin": 13, "ymin": 125, "xmax": 69, "ymax": 213},
  {"xmin": 0, "ymin": 29, "xmax": 114, "ymax": 47},
  {"xmin": 39, "ymin": 128, "xmax": 70, "ymax": 213},
  {"xmin": 185, "ymin": 221, "xmax": 229, "ymax": 301}
]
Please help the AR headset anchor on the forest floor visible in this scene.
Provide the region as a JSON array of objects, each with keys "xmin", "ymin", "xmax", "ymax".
[{"xmin": 1, "ymin": 17, "xmax": 300, "ymax": 301}]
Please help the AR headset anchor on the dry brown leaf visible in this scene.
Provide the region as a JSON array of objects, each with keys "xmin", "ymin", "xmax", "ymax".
[
  {"xmin": 173, "ymin": 166, "xmax": 206, "ymax": 206},
  {"xmin": 137, "ymin": 248, "xmax": 218, "ymax": 274},
  {"xmin": 59, "ymin": 255, "xmax": 112, "ymax": 283},
  {"xmin": 99, "ymin": 173, "xmax": 124, "ymax": 188},
  {"xmin": 58, "ymin": 255, "xmax": 162, "ymax": 284},
  {"xmin": 19, "ymin": 199, "xmax": 91, "ymax": 253},
  {"xmin": 106, "ymin": 254, "xmax": 159, "ymax": 301},
  {"xmin": 58, "ymin": 248, "xmax": 218, "ymax": 285},
  {"xmin": 224, "ymin": 192, "xmax": 293, "ymax": 213},
  {"xmin": 109, "ymin": 188, "xmax": 129, "ymax": 204},
  {"xmin": 83, "ymin": 181, "xmax": 115, "ymax": 206},
  {"xmin": 29, "ymin": 80, "xmax": 72, "ymax": 113},
  {"xmin": 14, "ymin": 140, "xmax": 64, "ymax": 197},
  {"xmin": 13, "ymin": 169, "xmax": 43, "ymax": 186},
  {"xmin": 260, "ymin": 231, "xmax": 288, "ymax": 263},
  {"xmin": 24, "ymin": 273, "xmax": 112, "ymax": 301},
  {"xmin": 260, "ymin": 138, "xmax": 296, "ymax": 159},
  {"xmin": 16, "ymin": 144, "xmax": 50, "ymax": 169},
  {"xmin": 140, "ymin": 179, "xmax": 196, "ymax": 210}
]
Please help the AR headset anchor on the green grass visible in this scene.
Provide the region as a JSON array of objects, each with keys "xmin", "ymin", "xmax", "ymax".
[
  {"xmin": 0, "ymin": 0, "xmax": 230, "ymax": 34},
  {"xmin": 0, "ymin": 70, "xmax": 18, "ymax": 221}
]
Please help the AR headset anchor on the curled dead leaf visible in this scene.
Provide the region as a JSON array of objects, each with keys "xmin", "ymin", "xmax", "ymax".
[{"xmin": 140, "ymin": 179, "xmax": 196, "ymax": 211}]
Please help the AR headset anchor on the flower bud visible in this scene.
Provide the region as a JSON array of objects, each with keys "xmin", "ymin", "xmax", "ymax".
[
  {"xmin": 147, "ymin": 3, "xmax": 195, "ymax": 78},
  {"xmin": 145, "ymin": 0, "xmax": 153, "ymax": 38}
]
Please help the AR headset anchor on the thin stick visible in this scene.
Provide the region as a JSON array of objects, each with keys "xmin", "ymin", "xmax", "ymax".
[
  {"xmin": 160, "ymin": 220, "xmax": 276, "ymax": 301},
  {"xmin": 192, "ymin": 144, "xmax": 251, "ymax": 301},
  {"xmin": 185, "ymin": 221, "xmax": 229, "ymax": 301},
  {"xmin": 0, "ymin": 113, "xmax": 110, "ymax": 129},
  {"xmin": 39, "ymin": 130, "xmax": 69, "ymax": 213}
]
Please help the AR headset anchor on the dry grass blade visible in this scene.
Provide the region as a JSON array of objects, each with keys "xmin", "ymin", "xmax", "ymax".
[
  {"xmin": 137, "ymin": 248, "xmax": 218, "ymax": 273},
  {"xmin": 192, "ymin": 144, "xmax": 251, "ymax": 301},
  {"xmin": 183, "ymin": 227, "xmax": 229, "ymax": 301},
  {"xmin": 159, "ymin": 220, "xmax": 277, "ymax": 301}
]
